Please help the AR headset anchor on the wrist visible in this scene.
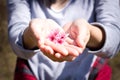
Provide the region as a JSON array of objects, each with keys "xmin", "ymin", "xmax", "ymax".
[
  {"xmin": 87, "ymin": 25, "xmax": 105, "ymax": 50},
  {"xmin": 23, "ymin": 27, "xmax": 38, "ymax": 50}
]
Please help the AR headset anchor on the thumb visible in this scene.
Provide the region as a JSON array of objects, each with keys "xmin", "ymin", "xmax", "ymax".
[
  {"xmin": 75, "ymin": 27, "xmax": 88, "ymax": 48},
  {"xmin": 76, "ymin": 35, "xmax": 85, "ymax": 48},
  {"xmin": 63, "ymin": 22, "xmax": 73, "ymax": 32}
]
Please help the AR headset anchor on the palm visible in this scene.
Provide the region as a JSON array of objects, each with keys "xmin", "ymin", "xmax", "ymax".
[
  {"xmin": 29, "ymin": 19, "xmax": 80, "ymax": 61},
  {"xmin": 63, "ymin": 19, "xmax": 90, "ymax": 51}
]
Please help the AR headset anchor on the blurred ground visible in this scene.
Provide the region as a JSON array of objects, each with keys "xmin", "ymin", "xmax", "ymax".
[
  {"xmin": 0, "ymin": 1, "xmax": 16, "ymax": 80},
  {"xmin": 0, "ymin": 0, "xmax": 120, "ymax": 80}
]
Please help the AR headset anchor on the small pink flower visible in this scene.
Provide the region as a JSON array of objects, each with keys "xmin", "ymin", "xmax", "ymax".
[{"xmin": 47, "ymin": 28, "xmax": 67, "ymax": 44}]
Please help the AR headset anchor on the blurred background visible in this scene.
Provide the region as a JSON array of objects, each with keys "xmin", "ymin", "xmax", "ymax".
[{"xmin": 0, "ymin": 0, "xmax": 120, "ymax": 80}]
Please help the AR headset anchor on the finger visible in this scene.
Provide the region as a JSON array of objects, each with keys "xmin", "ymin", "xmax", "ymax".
[
  {"xmin": 48, "ymin": 53, "xmax": 65, "ymax": 62},
  {"xmin": 45, "ymin": 40, "xmax": 68, "ymax": 56},
  {"xmin": 69, "ymin": 45, "xmax": 83, "ymax": 54},
  {"xmin": 65, "ymin": 37, "xmax": 74, "ymax": 45},
  {"xmin": 76, "ymin": 35, "xmax": 85, "ymax": 48},
  {"xmin": 37, "ymin": 38, "xmax": 45, "ymax": 47},
  {"xmin": 64, "ymin": 45, "xmax": 79, "ymax": 57},
  {"xmin": 84, "ymin": 32, "xmax": 90, "ymax": 46},
  {"xmin": 63, "ymin": 22, "xmax": 73, "ymax": 32},
  {"xmin": 75, "ymin": 26, "xmax": 88, "ymax": 48},
  {"xmin": 40, "ymin": 44, "xmax": 66, "ymax": 61},
  {"xmin": 39, "ymin": 44, "xmax": 54, "ymax": 55},
  {"xmin": 39, "ymin": 45, "xmax": 65, "ymax": 62},
  {"xmin": 54, "ymin": 53, "xmax": 64, "ymax": 59},
  {"xmin": 76, "ymin": 30, "xmax": 90, "ymax": 48},
  {"xmin": 64, "ymin": 55, "xmax": 76, "ymax": 61},
  {"xmin": 65, "ymin": 37, "xmax": 83, "ymax": 52},
  {"xmin": 38, "ymin": 39, "xmax": 69, "ymax": 62}
]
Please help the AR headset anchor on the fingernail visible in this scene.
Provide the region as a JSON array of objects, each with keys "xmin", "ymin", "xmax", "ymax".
[
  {"xmin": 55, "ymin": 53, "xmax": 62, "ymax": 58},
  {"xmin": 66, "ymin": 56, "xmax": 76, "ymax": 61}
]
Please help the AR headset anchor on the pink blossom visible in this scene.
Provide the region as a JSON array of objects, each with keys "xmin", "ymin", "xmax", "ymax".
[{"xmin": 47, "ymin": 28, "xmax": 67, "ymax": 44}]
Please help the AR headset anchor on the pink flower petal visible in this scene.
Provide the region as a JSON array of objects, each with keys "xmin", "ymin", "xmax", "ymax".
[{"xmin": 47, "ymin": 28, "xmax": 67, "ymax": 44}]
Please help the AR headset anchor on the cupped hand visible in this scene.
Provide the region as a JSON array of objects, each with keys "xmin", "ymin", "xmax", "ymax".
[
  {"xmin": 63, "ymin": 19, "xmax": 91, "ymax": 53},
  {"xmin": 23, "ymin": 19, "xmax": 80, "ymax": 62},
  {"xmin": 38, "ymin": 26, "xmax": 81, "ymax": 62}
]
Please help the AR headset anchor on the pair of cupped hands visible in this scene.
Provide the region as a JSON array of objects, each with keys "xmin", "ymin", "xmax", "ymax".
[{"xmin": 24, "ymin": 19, "xmax": 91, "ymax": 62}]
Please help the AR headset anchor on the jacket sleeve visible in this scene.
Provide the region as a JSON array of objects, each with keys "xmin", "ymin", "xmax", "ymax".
[
  {"xmin": 7, "ymin": 0, "xmax": 39, "ymax": 59},
  {"xmin": 89, "ymin": 0, "xmax": 120, "ymax": 58}
]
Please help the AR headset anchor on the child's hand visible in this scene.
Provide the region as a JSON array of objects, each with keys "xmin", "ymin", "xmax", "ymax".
[
  {"xmin": 63, "ymin": 19, "xmax": 91, "ymax": 55},
  {"xmin": 23, "ymin": 19, "xmax": 63, "ymax": 49},
  {"xmin": 38, "ymin": 27, "xmax": 80, "ymax": 62},
  {"xmin": 23, "ymin": 19, "xmax": 80, "ymax": 62}
]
